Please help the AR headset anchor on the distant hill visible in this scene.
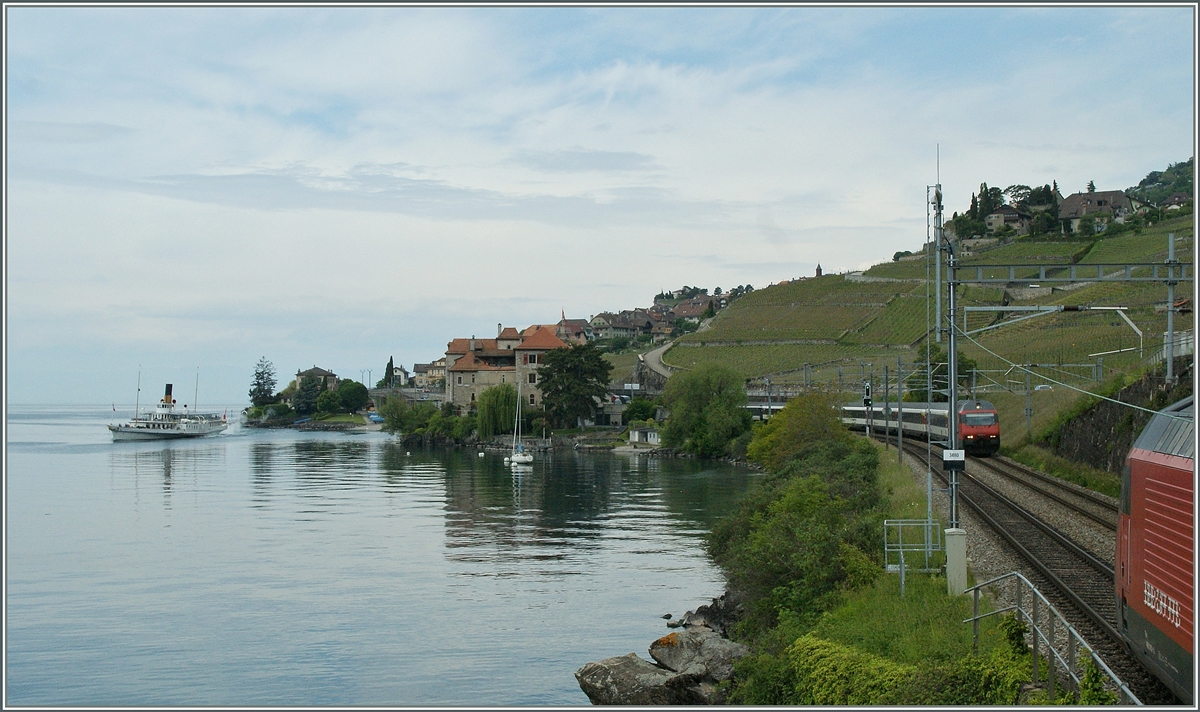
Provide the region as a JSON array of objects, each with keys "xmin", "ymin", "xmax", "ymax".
[{"xmin": 1128, "ymin": 157, "xmax": 1193, "ymax": 205}]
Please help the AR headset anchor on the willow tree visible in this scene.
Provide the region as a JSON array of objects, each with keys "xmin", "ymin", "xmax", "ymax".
[{"xmin": 476, "ymin": 383, "xmax": 517, "ymax": 439}]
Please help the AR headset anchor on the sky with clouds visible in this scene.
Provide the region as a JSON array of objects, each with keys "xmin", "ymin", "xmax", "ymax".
[{"xmin": 5, "ymin": 5, "xmax": 1195, "ymax": 404}]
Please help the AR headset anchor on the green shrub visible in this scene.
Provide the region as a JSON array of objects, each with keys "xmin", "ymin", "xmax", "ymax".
[
  {"xmin": 1077, "ymin": 657, "xmax": 1119, "ymax": 705},
  {"xmin": 315, "ymin": 388, "xmax": 342, "ymax": 413},
  {"xmin": 660, "ymin": 364, "xmax": 752, "ymax": 457},
  {"xmin": 746, "ymin": 391, "xmax": 851, "ymax": 471},
  {"xmin": 731, "ymin": 635, "xmax": 1029, "ymax": 705}
]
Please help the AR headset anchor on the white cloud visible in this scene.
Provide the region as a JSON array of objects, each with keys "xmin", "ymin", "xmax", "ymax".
[{"xmin": 5, "ymin": 6, "xmax": 1194, "ymax": 403}]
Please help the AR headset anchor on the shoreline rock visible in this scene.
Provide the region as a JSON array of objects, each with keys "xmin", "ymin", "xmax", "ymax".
[{"xmin": 575, "ymin": 594, "xmax": 748, "ymax": 705}]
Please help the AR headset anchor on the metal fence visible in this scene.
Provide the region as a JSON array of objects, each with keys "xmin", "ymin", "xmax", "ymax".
[
  {"xmin": 963, "ymin": 571, "xmax": 1141, "ymax": 705},
  {"xmin": 883, "ymin": 519, "xmax": 944, "ymax": 574}
]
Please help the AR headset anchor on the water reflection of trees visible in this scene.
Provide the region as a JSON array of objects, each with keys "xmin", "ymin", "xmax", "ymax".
[
  {"xmin": 425, "ymin": 449, "xmax": 760, "ymax": 562},
  {"xmin": 290, "ymin": 439, "xmax": 372, "ymax": 484}
]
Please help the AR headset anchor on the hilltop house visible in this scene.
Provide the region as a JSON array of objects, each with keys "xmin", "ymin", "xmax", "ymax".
[
  {"xmin": 1164, "ymin": 192, "xmax": 1192, "ymax": 210},
  {"xmin": 444, "ymin": 325, "xmax": 568, "ymax": 415},
  {"xmin": 670, "ymin": 297, "xmax": 714, "ymax": 323},
  {"xmin": 984, "ymin": 204, "xmax": 1033, "ymax": 235},
  {"xmin": 1057, "ymin": 190, "xmax": 1137, "ymax": 234}
]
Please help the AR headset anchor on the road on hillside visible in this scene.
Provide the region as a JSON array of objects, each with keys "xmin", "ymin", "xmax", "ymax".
[{"xmin": 641, "ymin": 316, "xmax": 715, "ymax": 379}]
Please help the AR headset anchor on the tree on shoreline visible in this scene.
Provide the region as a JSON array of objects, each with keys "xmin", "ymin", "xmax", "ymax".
[
  {"xmin": 249, "ymin": 358, "xmax": 278, "ymax": 407},
  {"xmin": 539, "ymin": 343, "xmax": 613, "ymax": 428},
  {"xmin": 294, "ymin": 376, "xmax": 321, "ymax": 415},
  {"xmin": 477, "ymin": 383, "xmax": 517, "ymax": 438},
  {"xmin": 660, "ymin": 364, "xmax": 751, "ymax": 457}
]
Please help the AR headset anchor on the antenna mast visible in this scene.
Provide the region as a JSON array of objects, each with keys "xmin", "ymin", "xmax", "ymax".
[{"xmin": 934, "ymin": 146, "xmax": 943, "ymax": 343}]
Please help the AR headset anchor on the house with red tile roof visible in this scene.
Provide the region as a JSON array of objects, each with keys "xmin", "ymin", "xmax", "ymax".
[{"xmin": 445, "ymin": 325, "xmax": 569, "ymax": 415}]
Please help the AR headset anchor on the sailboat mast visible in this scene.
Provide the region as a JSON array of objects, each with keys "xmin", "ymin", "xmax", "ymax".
[
  {"xmin": 513, "ymin": 381, "xmax": 521, "ymax": 451},
  {"xmin": 194, "ymin": 369, "xmax": 199, "ymax": 412},
  {"xmin": 135, "ymin": 368, "xmax": 141, "ymax": 421}
]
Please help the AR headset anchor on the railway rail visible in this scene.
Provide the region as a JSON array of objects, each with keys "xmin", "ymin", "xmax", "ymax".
[
  {"xmin": 972, "ymin": 454, "xmax": 1118, "ymax": 532},
  {"xmin": 891, "ymin": 438, "xmax": 1178, "ymax": 703}
]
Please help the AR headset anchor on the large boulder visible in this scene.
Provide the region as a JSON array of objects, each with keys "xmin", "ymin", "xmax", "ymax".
[
  {"xmin": 649, "ymin": 629, "xmax": 749, "ymax": 683},
  {"xmin": 574, "ymin": 653, "xmax": 709, "ymax": 705}
]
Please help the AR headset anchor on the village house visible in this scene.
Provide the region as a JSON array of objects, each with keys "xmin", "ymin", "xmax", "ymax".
[
  {"xmin": 1057, "ymin": 190, "xmax": 1136, "ymax": 234},
  {"xmin": 670, "ymin": 297, "xmax": 714, "ymax": 323},
  {"xmin": 556, "ymin": 314, "xmax": 593, "ymax": 345},
  {"xmin": 296, "ymin": 366, "xmax": 339, "ymax": 391},
  {"xmin": 1163, "ymin": 192, "xmax": 1192, "ymax": 210},
  {"xmin": 589, "ymin": 312, "xmax": 640, "ymax": 340},
  {"xmin": 984, "ymin": 204, "xmax": 1033, "ymax": 235},
  {"xmin": 411, "ymin": 358, "xmax": 446, "ymax": 389},
  {"xmin": 391, "ymin": 364, "xmax": 410, "ymax": 387},
  {"xmin": 444, "ymin": 325, "xmax": 568, "ymax": 415}
]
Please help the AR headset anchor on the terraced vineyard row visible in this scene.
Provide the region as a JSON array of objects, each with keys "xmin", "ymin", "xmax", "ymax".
[
  {"xmin": 661, "ymin": 342, "xmax": 915, "ymax": 381},
  {"xmin": 841, "ymin": 294, "xmax": 931, "ymax": 345}
]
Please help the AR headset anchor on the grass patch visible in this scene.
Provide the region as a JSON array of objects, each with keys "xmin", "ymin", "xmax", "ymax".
[
  {"xmin": 810, "ymin": 570, "xmax": 1003, "ymax": 665},
  {"xmin": 1006, "ymin": 444, "xmax": 1121, "ymax": 498},
  {"xmin": 312, "ymin": 413, "xmax": 366, "ymax": 424}
]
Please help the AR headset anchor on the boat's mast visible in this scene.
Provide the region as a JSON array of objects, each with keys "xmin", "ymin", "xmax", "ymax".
[
  {"xmin": 514, "ymin": 381, "xmax": 521, "ymax": 450},
  {"xmin": 194, "ymin": 368, "xmax": 199, "ymax": 413},
  {"xmin": 135, "ymin": 368, "xmax": 141, "ymax": 421}
]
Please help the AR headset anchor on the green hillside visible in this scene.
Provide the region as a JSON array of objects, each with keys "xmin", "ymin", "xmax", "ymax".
[{"xmin": 661, "ymin": 214, "xmax": 1195, "ymax": 408}]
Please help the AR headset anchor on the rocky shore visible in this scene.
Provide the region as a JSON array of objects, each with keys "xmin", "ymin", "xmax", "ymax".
[{"xmin": 575, "ymin": 594, "xmax": 749, "ymax": 705}]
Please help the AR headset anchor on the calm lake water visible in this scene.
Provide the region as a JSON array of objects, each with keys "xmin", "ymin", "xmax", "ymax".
[{"xmin": 5, "ymin": 405, "xmax": 760, "ymax": 706}]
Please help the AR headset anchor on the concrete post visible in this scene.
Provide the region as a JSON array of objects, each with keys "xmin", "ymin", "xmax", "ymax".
[{"xmin": 945, "ymin": 528, "xmax": 967, "ymax": 595}]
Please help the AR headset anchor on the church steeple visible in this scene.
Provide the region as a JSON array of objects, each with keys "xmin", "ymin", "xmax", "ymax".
[{"xmin": 815, "ymin": 263, "xmax": 823, "ymax": 277}]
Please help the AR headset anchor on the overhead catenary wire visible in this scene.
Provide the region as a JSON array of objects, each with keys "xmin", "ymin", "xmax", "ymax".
[{"xmin": 956, "ymin": 324, "xmax": 1191, "ymax": 422}]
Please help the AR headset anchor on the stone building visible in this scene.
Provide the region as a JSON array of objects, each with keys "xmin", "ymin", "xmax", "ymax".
[{"xmin": 444, "ymin": 325, "xmax": 568, "ymax": 415}]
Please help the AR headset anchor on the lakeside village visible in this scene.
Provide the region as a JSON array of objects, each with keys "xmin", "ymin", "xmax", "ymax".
[
  {"xmin": 236, "ymin": 172, "xmax": 1195, "ymax": 705},
  {"xmin": 242, "ymin": 282, "xmax": 767, "ymax": 448}
]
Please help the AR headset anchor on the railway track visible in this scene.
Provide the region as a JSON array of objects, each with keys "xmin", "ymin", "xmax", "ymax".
[
  {"xmin": 892, "ymin": 438, "xmax": 1178, "ymax": 704},
  {"xmin": 972, "ymin": 454, "xmax": 1118, "ymax": 531}
]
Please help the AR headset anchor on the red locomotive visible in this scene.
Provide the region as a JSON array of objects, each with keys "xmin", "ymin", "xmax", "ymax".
[
  {"xmin": 1116, "ymin": 395, "xmax": 1194, "ymax": 705},
  {"xmin": 957, "ymin": 399, "xmax": 1000, "ymax": 456},
  {"xmin": 840, "ymin": 398, "xmax": 1000, "ymax": 456}
]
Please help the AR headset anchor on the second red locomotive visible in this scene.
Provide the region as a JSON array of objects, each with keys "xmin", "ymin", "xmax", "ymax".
[{"xmin": 1116, "ymin": 395, "xmax": 1194, "ymax": 705}]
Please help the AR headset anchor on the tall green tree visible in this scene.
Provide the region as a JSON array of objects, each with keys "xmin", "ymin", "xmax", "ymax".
[
  {"xmin": 316, "ymin": 388, "xmax": 342, "ymax": 413},
  {"xmin": 476, "ymin": 383, "xmax": 517, "ymax": 438},
  {"xmin": 660, "ymin": 364, "xmax": 752, "ymax": 457},
  {"xmin": 385, "ymin": 356, "xmax": 395, "ymax": 387},
  {"xmin": 248, "ymin": 357, "xmax": 278, "ymax": 407},
  {"xmin": 538, "ymin": 343, "xmax": 613, "ymax": 428},
  {"xmin": 337, "ymin": 380, "xmax": 370, "ymax": 412},
  {"xmin": 624, "ymin": 397, "xmax": 657, "ymax": 422},
  {"xmin": 294, "ymin": 376, "xmax": 321, "ymax": 415}
]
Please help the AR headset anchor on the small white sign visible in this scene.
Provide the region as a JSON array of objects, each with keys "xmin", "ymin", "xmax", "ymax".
[
  {"xmin": 943, "ymin": 449, "xmax": 966, "ymax": 471},
  {"xmin": 624, "ymin": 383, "xmax": 640, "ymax": 391}
]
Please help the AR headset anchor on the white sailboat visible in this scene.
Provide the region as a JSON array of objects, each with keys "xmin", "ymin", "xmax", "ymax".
[{"xmin": 506, "ymin": 381, "xmax": 534, "ymax": 465}]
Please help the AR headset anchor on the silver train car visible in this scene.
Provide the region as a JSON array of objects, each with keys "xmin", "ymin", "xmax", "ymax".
[{"xmin": 841, "ymin": 399, "xmax": 1001, "ymax": 455}]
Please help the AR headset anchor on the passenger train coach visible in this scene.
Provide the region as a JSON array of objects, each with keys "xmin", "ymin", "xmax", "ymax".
[
  {"xmin": 840, "ymin": 399, "xmax": 1001, "ymax": 456},
  {"xmin": 1116, "ymin": 395, "xmax": 1194, "ymax": 705}
]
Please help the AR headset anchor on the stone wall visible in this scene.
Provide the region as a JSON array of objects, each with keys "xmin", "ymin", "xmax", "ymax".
[{"xmin": 1042, "ymin": 358, "xmax": 1193, "ymax": 473}]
